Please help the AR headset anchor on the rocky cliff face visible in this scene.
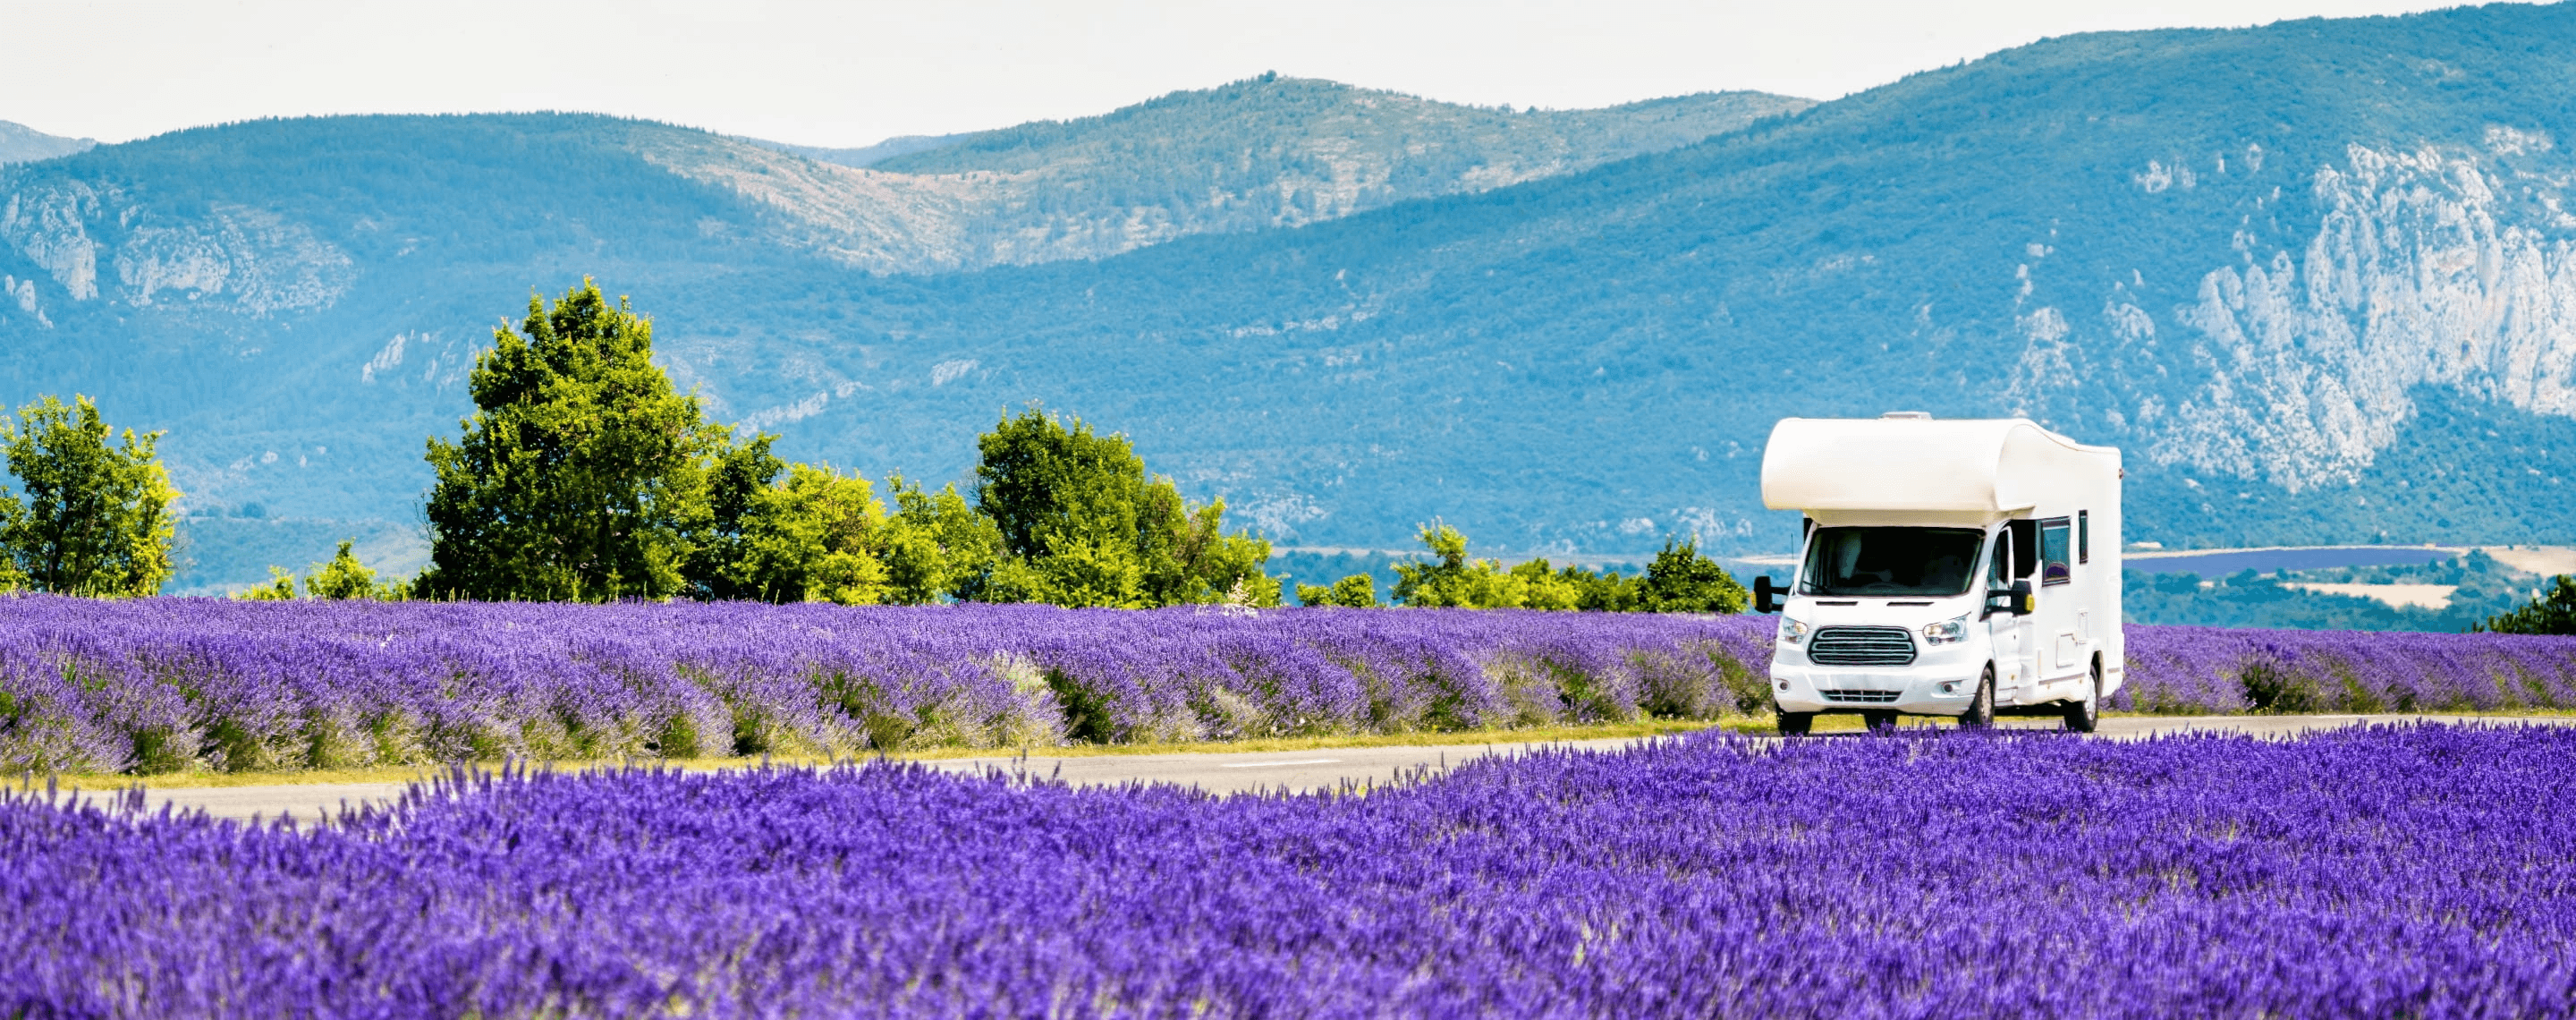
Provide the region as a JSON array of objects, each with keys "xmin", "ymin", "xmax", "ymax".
[
  {"xmin": 0, "ymin": 180, "xmax": 352, "ymax": 323},
  {"xmin": 2152, "ymin": 134, "xmax": 2576, "ymax": 491},
  {"xmin": 1996, "ymin": 131, "xmax": 2576, "ymax": 496}
]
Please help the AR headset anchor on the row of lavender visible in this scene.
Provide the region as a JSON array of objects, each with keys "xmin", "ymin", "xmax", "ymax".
[
  {"xmin": 2120, "ymin": 625, "xmax": 2576, "ymax": 714},
  {"xmin": 4, "ymin": 595, "xmax": 2574, "ymax": 775},
  {"xmin": 0, "ymin": 597, "xmax": 1775, "ymax": 774},
  {"xmin": 9, "ymin": 726, "xmax": 2572, "ymax": 1016}
]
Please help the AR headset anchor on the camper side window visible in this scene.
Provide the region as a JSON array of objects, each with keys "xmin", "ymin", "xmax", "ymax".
[
  {"xmin": 2039, "ymin": 517, "xmax": 2072, "ymax": 586},
  {"xmin": 1986, "ymin": 531, "xmax": 2011, "ymax": 589}
]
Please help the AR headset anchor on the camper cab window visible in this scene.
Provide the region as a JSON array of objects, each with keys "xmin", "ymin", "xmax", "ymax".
[{"xmin": 1798, "ymin": 527, "xmax": 1983, "ymax": 597}]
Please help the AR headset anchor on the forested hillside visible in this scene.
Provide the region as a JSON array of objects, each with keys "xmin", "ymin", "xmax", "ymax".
[{"xmin": 6, "ymin": 4, "xmax": 2576, "ymax": 592}]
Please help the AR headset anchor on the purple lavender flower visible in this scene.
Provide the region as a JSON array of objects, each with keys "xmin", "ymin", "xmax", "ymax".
[{"xmin": 3, "ymin": 725, "xmax": 2571, "ymax": 1016}]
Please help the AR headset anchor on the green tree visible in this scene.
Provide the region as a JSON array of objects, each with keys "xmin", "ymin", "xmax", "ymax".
[
  {"xmin": 0, "ymin": 395, "xmax": 179, "ymax": 596},
  {"xmin": 234, "ymin": 566, "xmax": 298, "ymax": 601},
  {"xmin": 1391, "ymin": 523, "xmax": 1525, "ymax": 608},
  {"xmin": 1385, "ymin": 525, "xmax": 1694, "ymax": 613},
  {"xmin": 1565, "ymin": 564, "xmax": 1643, "ymax": 611},
  {"xmin": 972, "ymin": 405, "xmax": 1150, "ymax": 607},
  {"xmin": 1509, "ymin": 558, "xmax": 1586, "ymax": 610},
  {"xmin": 1149, "ymin": 496, "xmax": 1279, "ymax": 607},
  {"xmin": 417, "ymin": 280, "xmax": 725, "ymax": 601},
  {"xmin": 235, "ymin": 540, "xmax": 406, "ymax": 601},
  {"xmin": 691, "ymin": 431, "xmax": 788, "ymax": 597},
  {"xmin": 1297, "ymin": 573, "xmax": 1380, "ymax": 608},
  {"xmin": 1636, "ymin": 538, "xmax": 1749, "ymax": 613},
  {"xmin": 307, "ymin": 540, "xmax": 405, "ymax": 600},
  {"xmin": 879, "ymin": 473, "xmax": 1002, "ymax": 605},
  {"xmin": 697, "ymin": 453, "xmax": 891, "ymax": 605},
  {"xmin": 2479, "ymin": 574, "xmax": 2576, "ymax": 634},
  {"xmin": 970, "ymin": 406, "xmax": 1276, "ymax": 608}
]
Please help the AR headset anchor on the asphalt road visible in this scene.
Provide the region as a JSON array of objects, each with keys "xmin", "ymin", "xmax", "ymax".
[{"xmin": 59, "ymin": 713, "xmax": 2576, "ymax": 825}]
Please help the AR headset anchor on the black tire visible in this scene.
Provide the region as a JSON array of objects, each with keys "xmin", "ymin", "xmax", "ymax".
[
  {"xmin": 1775, "ymin": 710, "xmax": 1814, "ymax": 736},
  {"xmin": 1959, "ymin": 665, "xmax": 1996, "ymax": 729},
  {"xmin": 1862, "ymin": 710, "xmax": 1900, "ymax": 733},
  {"xmin": 2063, "ymin": 659, "xmax": 2101, "ymax": 734}
]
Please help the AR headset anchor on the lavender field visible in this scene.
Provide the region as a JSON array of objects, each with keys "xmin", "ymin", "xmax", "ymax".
[
  {"xmin": 7, "ymin": 725, "xmax": 2573, "ymax": 1016},
  {"xmin": 0, "ymin": 597, "xmax": 1774, "ymax": 776},
  {"xmin": 1, "ymin": 596, "xmax": 2573, "ymax": 777},
  {"xmin": 2123, "ymin": 625, "xmax": 2576, "ymax": 714}
]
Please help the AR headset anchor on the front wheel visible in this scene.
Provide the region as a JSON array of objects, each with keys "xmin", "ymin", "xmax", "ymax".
[
  {"xmin": 1775, "ymin": 710, "xmax": 1815, "ymax": 736},
  {"xmin": 2063, "ymin": 659, "xmax": 2101, "ymax": 734},
  {"xmin": 1959, "ymin": 665, "xmax": 1996, "ymax": 729}
]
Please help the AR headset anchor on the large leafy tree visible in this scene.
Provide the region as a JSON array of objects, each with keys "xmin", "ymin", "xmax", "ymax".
[
  {"xmin": 879, "ymin": 472, "xmax": 1001, "ymax": 605},
  {"xmin": 1636, "ymin": 538, "xmax": 1750, "ymax": 613},
  {"xmin": 971, "ymin": 406, "xmax": 1275, "ymax": 608},
  {"xmin": 418, "ymin": 280, "xmax": 724, "ymax": 601},
  {"xmin": 693, "ymin": 436, "xmax": 894, "ymax": 605},
  {"xmin": 0, "ymin": 395, "xmax": 179, "ymax": 596}
]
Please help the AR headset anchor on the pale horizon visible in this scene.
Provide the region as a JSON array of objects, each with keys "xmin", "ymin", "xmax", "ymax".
[{"xmin": 3, "ymin": 0, "xmax": 2484, "ymax": 149}]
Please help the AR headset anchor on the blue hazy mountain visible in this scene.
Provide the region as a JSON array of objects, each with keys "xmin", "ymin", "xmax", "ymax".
[
  {"xmin": 0, "ymin": 80, "xmax": 1803, "ymax": 589},
  {"xmin": 0, "ymin": 120, "xmax": 94, "ymax": 165},
  {"xmin": 708, "ymin": 3, "xmax": 2576, "ymax": 560},
  {"xmin": 6, "ymin": 5, "xmax": 2576, "ymax": 594}
]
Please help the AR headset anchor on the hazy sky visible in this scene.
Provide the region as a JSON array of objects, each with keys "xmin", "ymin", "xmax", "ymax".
[{"xmin": 4, "ymin": 0, "xmax": 2479, "ymax": 147}]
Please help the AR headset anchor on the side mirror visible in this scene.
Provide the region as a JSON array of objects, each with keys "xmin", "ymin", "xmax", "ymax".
[
  {"xmin": 1985, "ymin": 580, "xmax": 2036, "ymax": 619},
  {"xmin": 1753, "ymin": 575, "xmax": 1781, "ymax": 615}
]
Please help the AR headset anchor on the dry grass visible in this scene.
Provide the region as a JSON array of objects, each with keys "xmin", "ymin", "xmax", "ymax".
[
  {"xmin": 30, "ymin": 710, "xmax": 2576, "ymax": 791},
  {"xmin": 25, "ymin": 717, "xmax": 1763, "ymax": 791}
]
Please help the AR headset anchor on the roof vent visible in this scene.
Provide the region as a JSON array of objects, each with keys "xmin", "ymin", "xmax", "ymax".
[{"xmin": 1880, "ymin": 411, "xmax": 1932, "ymax": 420}]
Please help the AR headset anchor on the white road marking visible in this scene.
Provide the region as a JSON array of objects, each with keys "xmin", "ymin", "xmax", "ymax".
[{"xmin": 1218, "ymin": 759, "xmax": 1342, "ymax": 769}]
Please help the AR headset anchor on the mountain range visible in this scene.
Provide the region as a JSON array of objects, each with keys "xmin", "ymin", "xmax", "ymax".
[
  {"xmin": 0, "ymin": 121, "xmax": 93, "ymax": 166},
  {"xmin": 4, "ymin": 4, "xmax": 2576, "ymax": 593}
]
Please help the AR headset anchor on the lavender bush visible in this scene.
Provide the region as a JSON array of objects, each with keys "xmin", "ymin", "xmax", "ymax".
[
  {"xmin": 2118, "ymin": 625, "xmax": 2576, "ymax": 714},
  {"xmin": 0, "ymin": 597, "xmax": 1774, "ymax": 775},
  {"xmin": 5, "ymin": 725, "xmax": 2572, "ymax": 1016}
]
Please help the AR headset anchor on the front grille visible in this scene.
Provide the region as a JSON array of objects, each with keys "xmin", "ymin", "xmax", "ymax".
[
  {"xmin": 1808, "ymin": 626, "xmax": 1917, "ymax": 666},
  {"xmin": 1821, "ymin": 689, "xmax": 1902, "ymax": 704}
]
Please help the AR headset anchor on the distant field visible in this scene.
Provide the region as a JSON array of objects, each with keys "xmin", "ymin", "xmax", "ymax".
[{"xmin": 2127, "ymin": 544, "xmax": 2470, "ymax": 576}]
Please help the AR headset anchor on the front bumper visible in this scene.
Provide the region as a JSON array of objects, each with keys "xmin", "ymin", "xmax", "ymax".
[{"xmin": 1768, "ymin": 661, "xmax": 1985, "ymax": 717}]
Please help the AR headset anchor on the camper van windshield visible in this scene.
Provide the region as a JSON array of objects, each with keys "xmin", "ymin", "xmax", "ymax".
[{"xmin": 1798, "ymin": 527, "xmax": 1985, "ymax": 597}]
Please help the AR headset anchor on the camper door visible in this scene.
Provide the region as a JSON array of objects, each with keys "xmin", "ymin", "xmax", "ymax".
[
  {"xmin": 2031, "ymin": 514, "xmax": 2088, "ymax": 685},
  {"xmin": 1984, "ymin": 525, "xmax": 2033, "ymax": 700}
]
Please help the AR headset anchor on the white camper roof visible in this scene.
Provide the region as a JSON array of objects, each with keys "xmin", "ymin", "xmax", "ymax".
[{"xmin": 1760, "ymin": 416, "xmax": 2117, "ymax": 521}]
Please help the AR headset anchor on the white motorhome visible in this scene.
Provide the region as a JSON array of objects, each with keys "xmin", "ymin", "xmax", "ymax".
[{"xmin": 1749, "ymin": 413, "xmax": 2123, "ymax": 734}]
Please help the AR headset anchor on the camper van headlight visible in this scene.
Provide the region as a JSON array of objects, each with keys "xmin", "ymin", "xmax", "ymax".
[
  {"xmin": 1778, "ymin": 618, "xmax": 1810, "ymax": 645},
  {"xmin": 1921, "ymin": 614, "xmax": 1970, "ymax": 645}
]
